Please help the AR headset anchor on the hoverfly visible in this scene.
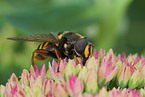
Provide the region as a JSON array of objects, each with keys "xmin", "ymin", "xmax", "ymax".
[{"xmin": 7, "ymin": 31, "xmax": 93, "ymax": 71}]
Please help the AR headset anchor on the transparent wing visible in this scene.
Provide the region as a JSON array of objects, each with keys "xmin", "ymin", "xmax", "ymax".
[{"xmin": 7, "ymin": 32, "xmax": 59, "ymax": 42}]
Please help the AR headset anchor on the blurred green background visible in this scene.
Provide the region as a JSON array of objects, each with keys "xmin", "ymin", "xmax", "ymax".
[{"xmin": 0, "ymin": 0, "xmax": 145, "ymax": 85}]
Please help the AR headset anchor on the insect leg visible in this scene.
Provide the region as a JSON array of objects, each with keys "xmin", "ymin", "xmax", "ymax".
[
  {"xmin": 54, "ymin": 49, "xmax": 61, "ymax": 72},
  {"xmin": 73, "ymin": 55, "xmax": 80, "ymax": 64},
  {"xmin": 32, "ymin": 51, "xmax": 35, "ymax": 68},
  {"xmin": 31, "ymin": 50, "xmax": 48, "ymax": 69}
]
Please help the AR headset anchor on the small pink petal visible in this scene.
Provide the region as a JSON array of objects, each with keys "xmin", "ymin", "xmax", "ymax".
[
  {"xmin": 99, "ymin": 49, "xmax": 106, "ymax": 61},
  {"xmin": 129, "ymin": 89, "xmax": 140, "ymax": 97},
  {"xmin": 5, "ymin": 83, "xmax": 11, "ymax": 97},
  {"xmin": 63, "ymin": 58, "xmax": 67, "ymax": 67},
  {"xmin": 20, "ymin": 69, "xmax": 30, "ymax": 85},
  {"xmin": 106, "ymin": 65, "xmax": 118, "ymax": 82},
  {"xmin": 83, "ymin": 93, "xmax": 94, "ymax": 97},
  {"xmin": 93, "ymin": 49, "xmax": 99, "ymax": 59},
  {"xmin": 52, "ymin": 59, "xmax": 58, "ymax": 73},
  {"xmin": 43, "ymin": 79, "xmax": 54, "ymax": 96},
  {"xmin": 10, "ymin": 84, "xmax": 18, "ymax": 95},
  {"xmin": 30, "ymin": 76, "xmax": 35, "ymax": 87},
  {"xmin": 30, "ymin": 65, "xmax": 36, "ymax": 79},
  {"xmin": 95, "ymin": 87, "xmax": 107, "ymax": 97},
  {"xmin": 49, "ymin": 62, "xmax": 55, "ymax": 74},
  {"xmin": 54, "ymin": 83, "xmax": 68, "ymax": 97},
  {"xmin": 69, "ymin": 74, "xmax": 77, "ymax": 92},
  {"xmin": 35, "ymin": 64, "xmax": 40, "ymax": 77},
  {"xmin": 66, "ymin": 74, "xmax": 84, "ymax": 96},
  {"xmin": 120, "ymin": 53, "xmax": 126, "ymax": 63},
  {"xmin": 141, "ymin": 56, "xmax": 145, "ymax": 65},
  {"xmin": 126, "ymin": 62, "xmax": 134, "ymax": 74},
  {"xmin": 134, "ymin": 54, "xmax": 140, "ymax": 64},
  {"xmin": 47, "ymin": 62, "xmax": 58, "ymax": 80},
  {"xmin": 59, "ymin": 60, "xmax": 66, "ymax": 76},
  {"xmin": 85, "ymin": 68, "xmax": 98, "ymax": 94},
  {"xmin": 9, "ymin": 73, "xmax": 18, "ymax": 88},
  {"xmin": 75, "ymin": 93, "xmax": 83, "ymax": 97},
  {"xmin": 80, "ymin": 59, "xmax": 83, "ymax": 66},
  {"xmin": 40, "ymin": 64, "xmax": 46, "ymax": 81},
  {"xmin": 0, "ymin": 85, "xmax": 5, "ymax": 97}
]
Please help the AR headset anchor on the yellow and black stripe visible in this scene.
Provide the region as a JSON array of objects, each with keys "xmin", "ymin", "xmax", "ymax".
[
  {"xmin": 58, "ymin": 31, "xmax": 84, "ymax": 40},
  {"xmin": 37, "ymin": 42, "xmax": 49, "ymax": 50},
  {"xmin": 84, "ymin": 42, "xmax": 93, "ymax": 58}
]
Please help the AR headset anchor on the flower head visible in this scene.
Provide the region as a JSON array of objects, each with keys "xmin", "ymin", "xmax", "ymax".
[
  {"xmin": 98, "ymin": 50, "xmax": 118, "ymax": 87},
  {"xmin": 1, "ymin": 49, "xmax": 145, "ymax": 97},
  {"xmin": 66, "ymin": 74, "xmax": 84, "ymax": 96}
]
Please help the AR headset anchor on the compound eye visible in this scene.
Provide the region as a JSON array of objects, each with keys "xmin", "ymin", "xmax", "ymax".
[{"xmin": 74, "ymin": 38, "xmax": 89, "ymax": 57}]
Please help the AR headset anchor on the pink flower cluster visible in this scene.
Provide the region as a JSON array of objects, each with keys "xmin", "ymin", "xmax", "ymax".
[{"xmin": 0, "ymin": 49, "xmax": 145, "ymax": 97}]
